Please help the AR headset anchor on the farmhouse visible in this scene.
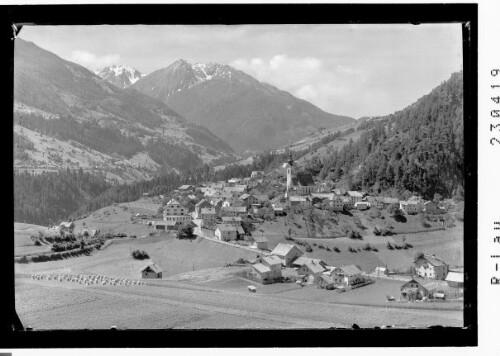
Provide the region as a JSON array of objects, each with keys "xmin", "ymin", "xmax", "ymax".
[
  {"xmin": 141, "ymin": 264, "xmax": 163, "ymax": 279},
  {"xmin": 214, "ymin": 224, "xmax": 238, "ymax": 241},
  {"xmin": 297, "ymin": 261, "xmax": 326, "ymax": 277},
  {"xmin": 337, "ymin": 265, "xmax": 364, "ymax": 286},
  {"xmin": 400, "ymin": 200, "xmax": 423, "ymax": 214},
  {"xmin": 399, "ymin": 277, "xmax": 448, "ymax": 300},
  {"xmin": 414, "ymin": 254, "xmax": 449, "ymax": 280},
  {"xmin": 315, "ymin": 274, "xmax": 343, "ymax": 290},
  {"xmin": 251, "ymin": 263, "xmax": 272, "ymax": 283},
  {"xmin": 257, "ymin": 255, "xmax": 282, "ymax": 279},
  {"xmin": 271, "ymin": 243, "xmax": 303, "ymax": 266}
]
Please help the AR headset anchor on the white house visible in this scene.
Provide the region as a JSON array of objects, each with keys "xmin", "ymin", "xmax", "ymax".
[
  {"xmin": 214, "ymin": 224, "xmax": 238, "ymax": 241},
  {"xmin": 289, "ymin": 195, "xmax": 312, "ymax": 208},
  {"xmin": 414, "ymin": 254, "xmax": 449, "ymax": 280},
  {"xmin": 400, "ymin": 200, "xmax": 423, "ymax": 215},
  {"xmin": 337, "ymin": 265, "xmax": 364, "ymax": 286}
]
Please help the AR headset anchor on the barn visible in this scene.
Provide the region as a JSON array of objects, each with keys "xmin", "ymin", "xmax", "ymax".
[{"xmin": 141, "ymin": 264, "xmax": 163, "ymax": 279}]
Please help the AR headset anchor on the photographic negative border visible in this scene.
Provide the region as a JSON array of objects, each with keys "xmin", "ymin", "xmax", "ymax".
[{"xmin": 0, "ymin": 2, "xmax": 477, "ymax": 348}]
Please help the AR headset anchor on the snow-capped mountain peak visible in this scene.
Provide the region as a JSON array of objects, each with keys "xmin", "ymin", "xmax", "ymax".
[{"xmin": 94, "ymin": 65, "xmax": 144, "ymax": 88}]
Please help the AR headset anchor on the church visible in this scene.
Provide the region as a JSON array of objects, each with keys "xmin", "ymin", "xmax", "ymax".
[{"xmin": 283, "ymin": 152, "xmax": 316, "ymax": 198}]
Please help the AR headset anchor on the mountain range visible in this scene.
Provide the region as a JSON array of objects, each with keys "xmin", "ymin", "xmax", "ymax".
[
  {"xmin": 14, "ymin": 39, "xmax": 236, "ymax": 183},
  {"xmin": 131, "ymin": 59, "xmax": 354, "ymax": 153},
  {"xmin": 94, "ymin": 65, "xmax": 145, "ymax": 89}
]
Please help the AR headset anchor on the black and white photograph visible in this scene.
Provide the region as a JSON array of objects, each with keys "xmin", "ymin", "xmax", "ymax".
[{"xmin": 4, "ymin": 3, "xmax": 482, "ymax": 346}]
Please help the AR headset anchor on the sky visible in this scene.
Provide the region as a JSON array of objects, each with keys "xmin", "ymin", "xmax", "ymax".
[{"xmin": 18, "ymin": 24, "xmax": 462, "ymax": 118}]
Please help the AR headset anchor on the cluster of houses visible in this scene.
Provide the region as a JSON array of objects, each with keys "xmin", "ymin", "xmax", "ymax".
[
  {"xmin": 248, "ymin": 242, "xmax": 367, "ymax": 289},
  {"xmin": 148, "ymin": 152, "xmax": 447, "ymax": 236},
  {"xmin": 398, "ymin": 253, "xmax": 464, "ymax": 301}
]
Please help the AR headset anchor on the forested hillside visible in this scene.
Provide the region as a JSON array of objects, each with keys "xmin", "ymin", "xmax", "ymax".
[
  {"xmin": 14, "ymin": 169, "xmax": 111, "ymax": 225},
  {"xmin": 314, "ymin": 71, "xmax": 464, "ymax": 199}
]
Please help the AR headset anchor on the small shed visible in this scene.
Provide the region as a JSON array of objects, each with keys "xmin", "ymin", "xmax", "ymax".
[
  {"xmin": 252, "ymin": 235, "xmax": 269, "ymax": 250},
  {"xmin": 141, "ymin": 264, "xmax": 163, "ymax": 279}
]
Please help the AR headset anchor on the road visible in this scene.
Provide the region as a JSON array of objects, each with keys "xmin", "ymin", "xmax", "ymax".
[{"xmin": 15, "ymin": 276, "xmax": 463, "ymax": 329}]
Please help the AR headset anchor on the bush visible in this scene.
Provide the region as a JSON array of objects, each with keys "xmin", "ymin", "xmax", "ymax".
[
  {"xmin": 348, "ymin": 246, "xmax": 357, "ymax": 253},
  {"xmin": 334, "ymin": 246, "xmax": 341, "ymax": 253},
  {"xmin": 363, "ymin": 243, "xmax": 372, "ymax": 251},
  {"xmin": 348, "ymin": 230, "xmax": 363, "ymax": 240},
  {"xmin": 387, "ymin": 242, "xmax": 394, "ymax": 250},
  {"xmin": 305, "ymin": 243, "xmax": 313, "ymax": 253},
  {"xmin": 19, "ymin": 255, "xmax": 29, "ymax": 263},
  {"xmin": 131, "ymin": 250, "xmax": 150, "ymax": 260},
  {"xmin": 34, "ymin": 240, "xmax": 42, "ymax": 246},
  {"xmin": 326, "ymin": 247, "xmax": 331, "ymax": 251}
]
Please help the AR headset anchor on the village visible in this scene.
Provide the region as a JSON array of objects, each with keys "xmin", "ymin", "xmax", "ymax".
[{"xmin": 17, "ymin": 152, "xmax": 464, "ymax": 308}]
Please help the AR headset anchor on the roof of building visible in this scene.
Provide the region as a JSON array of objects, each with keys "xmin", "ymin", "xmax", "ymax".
[
  {"xmin": 271, "ymin": 243, "xmax": 302, "ymax": 257},
  {"xmin": 222, "ymin": 215, "xmax": 243, "ymax": 221},
  {"xmin": 60, "ymin": 222, "xmax": 74, "ymax": 228},
  {"xmin": 293, "ymin": 256, "xmax": 325, "ymax": 267},
  {"xmin": 195, "ymin": 199, "xmax": 209, "ymax": 207},
  {"xmin": 252, "ymin": 194, "xmax": 268, "ymax": 202},
  {"xmin": 221, "ymin": 206, "xmax": 247, "ymax": 213},
  {"xmin": 289, "ymin": 196, "xmax": 310, "ymax": 202},
  {"xmin": 347, "ymin": 191, "xmax": 364, "ymax": 198},
  {"xmin": 339, "ymin": 265, "xmax": 363, "ymax": 276},
  {"xmin": 292, "ymin": 172, "xmax": 315, "ymax": 187},
  {"xmin": 239, "ymin": 193, "xmax": 251, "ymax": 200},
  {"xmin": 318, "ymin": 274, "xmax": 338, "ymax": 284},
  {"xmin": 252, "ymin": 235, "xmax": 268, "ymax": 243},
  {"xmin": 200, "ymin": 208, "xmax": 216, "ymax": 215},
  {"xmin": 445, "ymin": 271, "xmax": 464, "ymax": 283},
  {"xmin": 215, "ymin": 224, "xmax": 238, "ymax": 232},
  {"xmin": 416, "ymin": 254, "xmax": 448, "ymax": 267},
  {"xmin": 402, "ymin": 277, "xmax": 446, "ymax": 291},
  {"xmin": 252, "ymin": 263, "xmax": 271, "ymax": 274},
  {"xmin": 232, "ymin": 200, "xmax": 247, "ymax": 208},
  {"xmin": 164, "ymin": 221, "xmax": 177, "ymax": 226},
  {"xmin": 261, "ymin": 255, "xmax": 281, "ymax": 266},
  {"xmin": 178, "ymin": 185, "xmax": 192, "ymax": 190},
  {"xmin": 141, "ymin": 263, "xmax": 162, "ymax": 273},
  {"xmin": 401, "ymin": 200, "xmax": 420, "ymax": 206},
  {"xmin": 166, "ymin": 199, "xmax": 181, "ymax": 205},
  {"xmin": 303, "ymin": 261, "xmax": 326, "ymax": 274}
]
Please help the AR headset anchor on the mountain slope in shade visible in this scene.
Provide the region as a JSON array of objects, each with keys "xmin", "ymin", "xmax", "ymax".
[
  {"xmin": 94, "ymin": 65, "xmax": 145, "ymax": 89},
  {"xmin": 14, "ymin": 39, "xmax": 236, "ymax": 183},
  {"xmin": 132, "ymin": 59, "xmax": 355, "ymax": 154}
]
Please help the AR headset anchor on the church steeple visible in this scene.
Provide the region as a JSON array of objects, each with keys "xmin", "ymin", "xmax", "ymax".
[{"xmin": 284, "ymin": 151, "xmax": 294, "ymax": 199}]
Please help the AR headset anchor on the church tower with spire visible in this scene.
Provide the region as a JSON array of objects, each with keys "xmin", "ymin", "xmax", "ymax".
[{"xmin": 283, "ymin": 151, "xmax": 294, "ymax": 198}]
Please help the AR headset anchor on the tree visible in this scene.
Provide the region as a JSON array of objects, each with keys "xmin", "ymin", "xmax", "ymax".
[{"xmin": 177, "ymin": 225, "xmax": 194, "ymax": 240}]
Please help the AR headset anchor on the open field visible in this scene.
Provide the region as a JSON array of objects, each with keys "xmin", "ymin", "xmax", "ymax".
[
  {"xmin": 254, "ymin": 216, "xmax": 463, "ymax": 271},
  {"xmin": 14, "ymin": 223, "xmax": 55, "ymax": 256},
  {"xmin": 15, "ymin": 234, "xmax": 259, "ymax": 280},
  {"xmin": 15, "ymin": 276, "xmax": 463, "ymax": 329}
]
